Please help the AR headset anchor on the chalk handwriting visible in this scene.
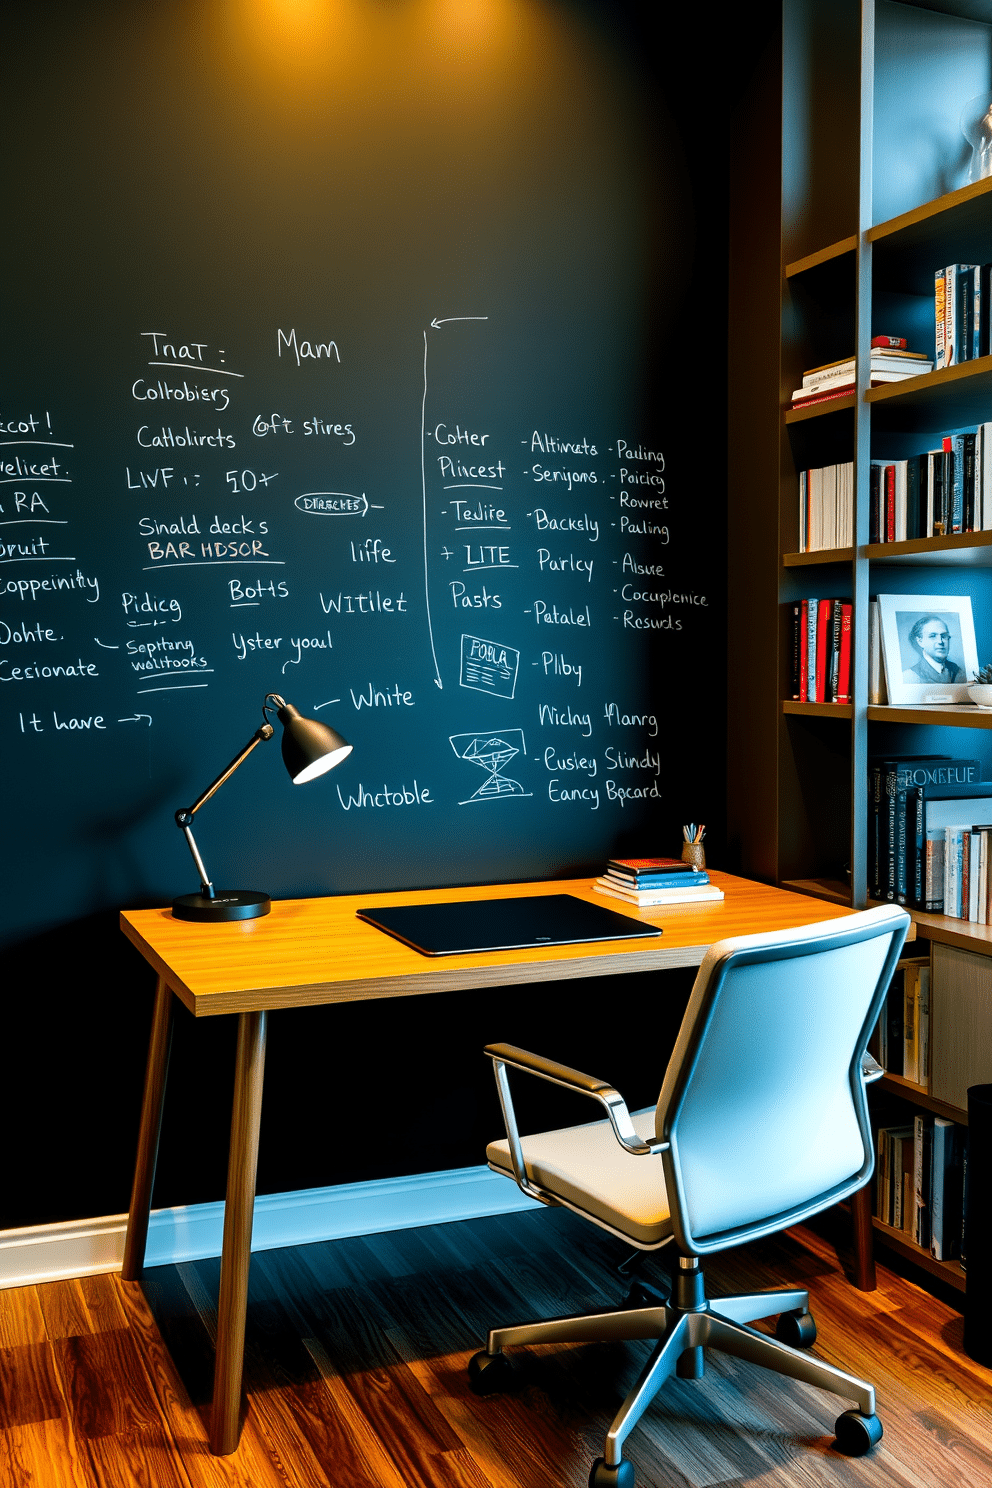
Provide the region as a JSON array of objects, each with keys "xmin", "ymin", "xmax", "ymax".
[
  {"xmin": 337, "ymin": 781, "xmax": 432, "ymax": 809},
  {"xmin": 277, "ymin": 329, "xmax": 340, "ymax": 366},
  {"xmin": 434, "ymin": 424, "xmax": 490, "ymax": 446},
  {"xmin": 2, "ymin": 570, "xmax": 99, "ymax": 602},
  {"xmin": 537, "ymin": 703, "xmax": 592, "ymax": 736},
  {"xmin": 603, "ymin": 703, "xmax": 658, "ymax": 735},
  {"xmin": 137, "ymin": 425, "xmax": 235, "ymax": 450},
  {"xmin": 320, "ymin": 590, "xmax": 407, "ymax": 615},
  {"xmin": 536, "ymin": 651, "xmax": 582, "ymax": 687},
  {"xmin": 530, "ymin": 509, "xmax": 599, "ymax": 541}
]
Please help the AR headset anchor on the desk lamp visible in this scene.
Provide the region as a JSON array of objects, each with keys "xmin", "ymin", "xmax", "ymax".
[{"xmin": 172, "ymin": 691, "xmax": 352, "ymax": 922}]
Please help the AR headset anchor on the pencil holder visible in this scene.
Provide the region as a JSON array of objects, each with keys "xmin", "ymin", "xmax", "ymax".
[{"xmin": 681, "ymin": 843, "xmax": 706, "ymax": 871}]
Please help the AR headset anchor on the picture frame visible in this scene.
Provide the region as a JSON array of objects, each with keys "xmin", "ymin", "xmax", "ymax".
[{"xmin": 876, "ymin": 593, "xmax": 978, "ymax": 705}]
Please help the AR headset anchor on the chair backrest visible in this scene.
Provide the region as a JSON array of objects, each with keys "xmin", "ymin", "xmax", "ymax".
[{"xmin": 655, "ymin": 904, "xmax": 909, "ymax": 1255}]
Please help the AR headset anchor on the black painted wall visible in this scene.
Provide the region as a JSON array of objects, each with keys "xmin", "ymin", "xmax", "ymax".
[{"xmin": 1, "ymin": 0, "xmax": 740, "ymax": 1228}]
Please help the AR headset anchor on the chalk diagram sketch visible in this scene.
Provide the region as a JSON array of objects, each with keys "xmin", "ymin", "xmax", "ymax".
[
  {"xmin": 459, "ymin": 634, "xmax": 520, "ymax": 699},
  {"xmin": 449, "ymin": 729, "xmax": 532, "ymax": 805}
]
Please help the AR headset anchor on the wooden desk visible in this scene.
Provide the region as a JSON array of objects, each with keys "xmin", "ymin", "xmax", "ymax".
[{"xmin": 120, "ymin": 871, "xmax": 859, "ymax": 1454}]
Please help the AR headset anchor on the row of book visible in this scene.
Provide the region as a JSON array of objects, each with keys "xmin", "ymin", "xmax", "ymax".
[
  {"xmin": 873, "ymin": 959, "xmax": 930, "ymax": 1085},
  {"xmin": 790, "ymin": 336, "xmax": 932, "ymax": 411},
  {"xmin": 938, "ymin": 821, "xmax": 992, "ymax": 922},
  {"xmin": 869, "ymin": 425, "xmax": 992, "ymax": 542},
  {"xmin": 935, "ymin": 262, "xmax": 991, "ymax": 368},
  {"xmin": 875, "ymin": 1113, "xmax": 964, "ymax": 1261},
  {"xmin": 593, "ymin": 857, "xmax": 724, "ymax": 907},
  {"xmin": 868, "ymin": 754, "xmax": 991, "ymax": 912},
  {"xmin": 787, "ymin": 598, "xmax": 852, "ymax": 703},
  {"xmin": 798, "ymin": 462, "xmax": 853, "ymax": 551}
]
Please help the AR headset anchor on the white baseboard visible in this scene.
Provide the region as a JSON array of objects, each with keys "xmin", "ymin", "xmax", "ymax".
[{"xmin": 0, "ymin": 1164, "xmax": 539, "ymax": 1291}]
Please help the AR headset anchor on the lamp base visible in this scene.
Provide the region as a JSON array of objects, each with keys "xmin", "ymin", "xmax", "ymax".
[{"xmin": 172, "ymin": 890, "xmax": 271, "ymax": 923}]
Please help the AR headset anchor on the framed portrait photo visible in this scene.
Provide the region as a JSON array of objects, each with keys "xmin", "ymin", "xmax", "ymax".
[{"xmin": 876, "ymin": 594, "xmax": 978, "ymax": 705}]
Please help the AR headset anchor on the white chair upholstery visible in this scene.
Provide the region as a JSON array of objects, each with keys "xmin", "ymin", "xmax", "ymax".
[{"xmin": 470, "ymin": 904, "xmax": 910, "ymax": 1488}]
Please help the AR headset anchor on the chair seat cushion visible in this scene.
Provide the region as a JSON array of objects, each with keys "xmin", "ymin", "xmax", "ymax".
[{"xmin": 487, "ymin": 1107, "xmax": 673, "ymax": 1245}]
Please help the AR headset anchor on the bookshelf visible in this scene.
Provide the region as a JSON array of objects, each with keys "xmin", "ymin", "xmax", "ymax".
[{"xmin": 729, "ymin": 0, "xmax": 992, "ymax": 1293}]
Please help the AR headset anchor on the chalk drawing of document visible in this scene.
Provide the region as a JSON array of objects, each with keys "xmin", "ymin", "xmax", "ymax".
[
  {"xmin": 449, "ymin": 728, "xmax": 532, "ymax": 805},
  {"xmin": 459, "ymin": 634, "xmax": 520, "ymax": 699}
]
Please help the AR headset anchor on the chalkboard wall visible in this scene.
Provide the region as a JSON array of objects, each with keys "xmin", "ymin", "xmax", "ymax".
[{"xmin": 2, "ymin": 1, "xmax": 728, "ymax": 1227}]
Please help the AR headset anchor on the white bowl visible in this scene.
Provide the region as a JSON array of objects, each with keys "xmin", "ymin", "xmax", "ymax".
[{"xmin": 968, "ymin": 683, "xmax": 992, "ymax": 708}]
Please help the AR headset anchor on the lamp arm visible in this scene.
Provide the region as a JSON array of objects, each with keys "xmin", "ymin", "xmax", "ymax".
[
  {"xmin": 173, "ymin": 724, "xmax": 275, "ymax": 899},
  {"xmin": 176, "ymin": 723, "xmax": 275, "ymax": 822}
]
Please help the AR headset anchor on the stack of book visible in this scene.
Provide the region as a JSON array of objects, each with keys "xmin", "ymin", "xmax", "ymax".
[
  {"xmin": 791, "ymin": 336, "xmax": 932, "ymax": 410},
  {"xmin": 870, "ymin": 425, "xmax": 992, "ymax": 541},
  {"xmin": 935, "ymin": 263, "xmax": 990, "ymax": 367},
  {"xmin": 593, "ymin": 858, "xmax": 724, "ymax": 907},
  {"xmin": 875, "ymin": 1113, "xmax": 964, "ymax": 1261},
  {"xmin": 788, "ymin": 598, "xmax": 852, "ymax": 703}
]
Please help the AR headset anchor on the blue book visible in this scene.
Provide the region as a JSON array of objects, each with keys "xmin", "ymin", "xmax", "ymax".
[
  {"xmin": 605, "ymin": 870, "xmax": 708, "ymax": 889},
  {"xmin": 950, "ymin": 433, "xmax": 965, "ymax": 533}
]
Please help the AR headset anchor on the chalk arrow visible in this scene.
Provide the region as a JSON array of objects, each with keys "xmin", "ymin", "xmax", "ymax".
[
  {"xmin": 118, "ymin": 714, "xmax": 152, "ymax": 725},
  {"xmin": 94, "ymin": 638, "xmax": 120, "ymax": 648},
  {"xmin": 430, "ymin": 317, "xmax": 489, "ymax": 329},
  {"xmin": 421, "ymin": 331, "xmax": 444, "ymax": 690}
]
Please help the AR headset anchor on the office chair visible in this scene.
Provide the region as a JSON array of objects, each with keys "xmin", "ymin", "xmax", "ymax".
[{"xmin": 468, "ymin": 904, "xmax": 909, "ymax": 1488}]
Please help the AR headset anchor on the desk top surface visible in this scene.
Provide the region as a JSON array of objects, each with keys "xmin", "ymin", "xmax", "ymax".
[{"xmin": 119, "ymin": 872, "xmax": 853, "ymax": 1017}]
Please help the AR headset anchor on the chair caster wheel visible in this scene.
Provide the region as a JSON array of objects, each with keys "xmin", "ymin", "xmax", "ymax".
[
  {"xmin": 589, "ymin": 1456, "xmax": 636, "ymax": 1488},
  {"xmin": 775, "ymin": 1309, "xmax": 816, "ymax": 1348},
  {"xmin": 833, "ymin": 1408, "xmax": 883, "ymax": 1455},
  {"xmin": 468, "ymin": 1349, "xmax": 513, "ymax": 1394}
]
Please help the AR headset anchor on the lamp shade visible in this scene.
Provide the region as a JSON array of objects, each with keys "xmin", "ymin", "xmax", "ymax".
[{"xmin": 276, "ymin": 701, "xmax": 353, "ymax": 783}]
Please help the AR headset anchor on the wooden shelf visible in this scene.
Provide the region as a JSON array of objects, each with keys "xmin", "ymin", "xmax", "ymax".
[
  {"xmin": 871, "ymin": 897, "xmax": 992, "ymax": 958},
  {"xmin": 876, "ymin": 1073, "xmax": 966, "ymax": 1124},
  {"xmin": 782, "ymin": 547, "xmax": 854, "ymax": 567},
  {"xmin": 906, "ymin": 906, "xmax": 992, "ymax": 958},
  {"xmin": 784, "ymin": 394, "xmax": 855, "ymax": 424},
  {"xmin": 865, "ymin": 356, "xmax": 992, "ymax": 432},
  {"xmin": 782, "ymin": 700, "xmax": 853, "ymax": 719},
  {"xmin": 866, "ymin": 530, "xmax": 992, "ymax": 566},
  {"xmin": 869, "ymin": 175, "xmax": 992, "ymax": 294},
  {"xmin": 779, "ymin": 877, "xmax": 851, "ymax": 907},
  {"xmin": 871, "ymin": 1218, "xmax": 966, "ymax": 1293},
  {"xmin": 867, "ymin": 703, "xmax": 992, "ymax": 729},
  {"xmin": 785, "ymin": 235, "xmax": 858, "ymax": 279}
]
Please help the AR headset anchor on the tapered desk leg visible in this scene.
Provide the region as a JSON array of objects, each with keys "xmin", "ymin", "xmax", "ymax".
[
  {"xmin": 851, "ymin": 1182, "xmax": 877, "ymax": 1292},
  {"xmin": 122, "ymin": 976, "xmax": 175, "ymax": 1281},
  {"xmin": 210, "ymin": 1009, "xmax": 268, "ymax": 1456}
]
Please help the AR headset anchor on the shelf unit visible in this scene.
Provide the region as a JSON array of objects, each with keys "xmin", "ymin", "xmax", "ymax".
[{"xmin": 729, "ymin": 0, "xmax": 992, "ymax": 1295}]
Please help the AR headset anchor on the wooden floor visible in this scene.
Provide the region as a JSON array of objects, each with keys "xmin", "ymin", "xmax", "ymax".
[{"xmin": 0, "ymin": 1205, "xmax": 990, "ymax": 1488}]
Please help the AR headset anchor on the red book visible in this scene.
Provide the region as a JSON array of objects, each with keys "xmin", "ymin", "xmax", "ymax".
[
  {"xmin": 837, "ymin": 605, "xmax": 853, "ymax": 702},
  {"xmin": 607, "ymin": 857, "xmax": 688, "ymax": 876},
  {"xmin": 871, "ymin": 334, "xmax": 907, "ymax": 349},
  {"xmin": 816, "ymin": 599, "xmax": 831, "ymax": 703},
  {"xmin": 885, "ymin": 464, "xmax": 895, "ymax": 542},
  {"xmin": 800, "ymin": 599, "xmax": 809, "ymax": 701},
  {"xmin": 789, "ymin": 387, "xmax": 855, "ymax": 411}
]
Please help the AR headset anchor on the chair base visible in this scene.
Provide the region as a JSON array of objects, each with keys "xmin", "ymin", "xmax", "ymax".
[{"xmin": 470, "ymin": 1257, "xmax": 880, "ymax": 1481}]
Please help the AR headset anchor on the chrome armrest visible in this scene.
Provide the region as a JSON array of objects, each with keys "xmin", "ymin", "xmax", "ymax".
[
  {"xmin": 861, "ymin": 1052, "xmax": 884, "ymax": 1084},
  {"xmin": 484, "ymin": 1042, "xmax": 667, "ymax": 1197}
]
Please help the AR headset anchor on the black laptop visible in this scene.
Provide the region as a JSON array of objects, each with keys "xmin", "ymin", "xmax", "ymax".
[{"xmin": 356, "ymin": 893, "xmax": 663, "ymax": 957}]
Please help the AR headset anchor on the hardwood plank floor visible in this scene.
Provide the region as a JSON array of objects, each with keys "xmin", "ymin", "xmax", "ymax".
[{"xmin": 0, "ymin": 1206, "xmax": 989, "ymax": 1487}]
